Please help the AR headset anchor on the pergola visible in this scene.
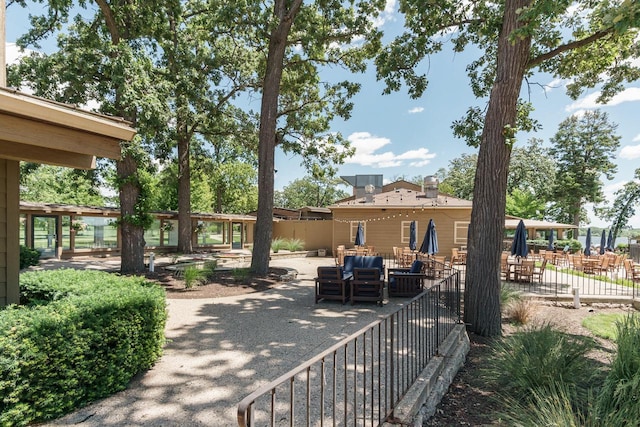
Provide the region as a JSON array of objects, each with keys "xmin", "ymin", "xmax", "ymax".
[{"xmin": 0, "ymin": 87, "xmax": 136, "ymax": 306}]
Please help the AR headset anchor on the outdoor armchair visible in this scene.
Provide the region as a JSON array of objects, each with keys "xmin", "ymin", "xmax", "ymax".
[
  {"xmin": 350, "ymin": 267, "xmax": 385, "ymax": 306},
  {"xmin": 315, "ymin": 266, "xmax": 350, "ymax": 304},
  {"xmin": 388, "ymin": 259, "xmax": 426, "ymax": 297}
]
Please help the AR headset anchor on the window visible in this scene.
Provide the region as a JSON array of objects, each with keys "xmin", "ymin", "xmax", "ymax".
[
  {"xmin": 144, "ymin": 219, "xmax": 162, "ymax": 247},
  {"xmin": 73, "ymin": 216, "xmax": 118, "ymax": 249},
  {"xmin": 350, "ymin": 221, "xmax": 366, "ymax": 244},
  {"xmin": 162, "ymin": 220, "xmax": 178, "ymax": 246},
  {"xmin": 454, "ymin": 221, "xmax": 470, "ymax": 245},
  {"xmin": 195, "ymin": 221, "xmax": 227, "ymax": 246},
  {"xmin": 19, "ymin": 215, "xmax": 26, "ymax": 246},
  {"xmin": 400, "ymin": 221, "xmax": 417, "ymax": 245}
]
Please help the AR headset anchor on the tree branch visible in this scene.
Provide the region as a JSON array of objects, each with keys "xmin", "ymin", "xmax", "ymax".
[{"xmin": 527, "ymin": 28, "xmax": 615, "ymax": 69}]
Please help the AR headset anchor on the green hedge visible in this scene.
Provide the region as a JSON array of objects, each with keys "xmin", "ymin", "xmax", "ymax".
[
  {"xmin": 19, "ymin": 245, "xmax": 40, "ymax": 270},
  {"xmin": 0, "ymin": 269, "xmax": 167, "ymax": 426}
]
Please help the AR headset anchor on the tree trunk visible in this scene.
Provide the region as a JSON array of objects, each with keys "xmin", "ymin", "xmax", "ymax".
[
  {"xmin": 118, "ymin": 154, "xmax": 146, "ymax": 274},
  {"xmin": 177, "ymin": 134, "xmax": 192, "ymax": 253},
  {"xmin": 464, "ymin": 0, "xmax": 532, "ymax": 337},
  {"xmin": 251, "ymin": 0, "xmax": 302, "ymax": 275}
]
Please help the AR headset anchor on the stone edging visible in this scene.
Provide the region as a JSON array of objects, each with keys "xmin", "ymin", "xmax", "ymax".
[{"xmin": 382, "ymin": 324, "xmax": 470, "ymax": 427}]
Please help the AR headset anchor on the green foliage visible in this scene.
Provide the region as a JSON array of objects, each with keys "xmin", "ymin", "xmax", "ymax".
[
  {"xmin": 19, "ymin": 164, "xmax": 105, "ymax": 206},
  {"xmin": 596, "ymin": 314, "xmax": 640, "ymax": 423},
  {"xmin": 556, "ymin": 239, "xmax": 582, "ymax": 253},
  {"xmin": 582, "ymin": 313, "xmax": 627, "ymax": 341},
  {"xmin": 1, "ymin": 270, "xmax": 166, "ymax": 426},
  {"xmin": 202, "ymin": 260, "xmax": 218, "ymax": 280},
  {"xmin": 500, "ymin": 283, "xmax": 522, "ymax": 308},
  {"xmin": 549, "ymin": 110, "xmax": 622, "ymax": 226},
  {"xmin": 19, "ymin": 245, "xmax": 40, "ymax": 270},
  {"xmin": 506, "ymin": 188, "xmax": 546, "ymax": 220},
  {"xmin": 438, "ymin": 153, "xmax": 477, "ymax": 200},
  {"xmin": 274, "ymin": 174, "xmax": 349, "ymax": 209},
  {"xmin": 271, "ymin": 237, "xmax": 286, "ymax": 253},
  {"xmin": 598, "ymin": 167, "xmax": 640, "ymax": 245},
  {"xmin": 498, "ymin": 382, "xmax": 591, "ymax": 427},
  {"xmin": 486, "ymin": 324, "xmax": 596, "ymax": 401},
  {"xmin": 182, "ymin": 266, "xmax": 206, "ymax": 289},
  {"xmin": 284, "ymin": 238, "xmax": 305, "ymax": 251},
  {"xmin": 232, "ymin": 268, "xmax": 251, "ymax": 283},
  {"xmin": 270, "ymin": 238, "xmax": 305, "ymax": 252}
]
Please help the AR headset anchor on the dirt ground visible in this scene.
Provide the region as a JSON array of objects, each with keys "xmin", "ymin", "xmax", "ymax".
[
  {"xmin": 145, "ymin": 265, "xmax": 289, "ymax": 299},
  {"xmin": 424, "ymin": 301, "xmax": 636, "ymax": 426}
]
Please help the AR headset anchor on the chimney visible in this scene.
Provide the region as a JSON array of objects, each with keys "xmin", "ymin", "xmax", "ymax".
[
  {"xmin": 364, "ymin": 184, "xmax": 375, "ymax": 203},
  {"xmin": 424, "ymin": 175, "xmax": 439, "ymax": 198}
]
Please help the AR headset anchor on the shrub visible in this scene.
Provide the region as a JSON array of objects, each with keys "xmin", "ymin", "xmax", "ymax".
[
  {"xmin": 500, "ymin": 283, "xmax": 521, "ymax": 309},
  {"xmin": 202, "ymin": 260, "xmax": 218, "ymax": 280},
  {"xmin": 596, "ymin": 314, "xmax": 640, "ymax": 423},
  {"xmin": 232, "ymin": 268, "xmax": 251, "ymax": 284},
  {"xmin": 555, "ymin": 239, "xmax": 582, "ymax": 253},
  {"xmin": 183, "ymin": 265, "xmax": 205, "ymax": 289},
  {"xmin": 284, "ymin": 238, "xmax": 305, "ymax": 252},
  {"xmin": 499, "ymin": 381, "xmax": 591, "ymax": 426},
  {"xmin": 505, "ymin": 299, "xmax": 537, "ymax": 325},
  {"xmin": 19, "ymin": 245, "xmax": 40, "ymax": 269},
  {"xmin": 271, "ymin": 237, "xmax": 286, "ymax": 253},
  {"xmin": 485, "ymin": 323, "xmax": 596, "ymax": 401},
  {"xmin": 0, "ymin": 269, "xmax": 167, "ymax": 426}
]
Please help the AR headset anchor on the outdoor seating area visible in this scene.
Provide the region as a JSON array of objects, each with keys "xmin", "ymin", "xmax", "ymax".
[{"xmin": 319, "ymin": 246, "xmax": 456, "ymax": 305}]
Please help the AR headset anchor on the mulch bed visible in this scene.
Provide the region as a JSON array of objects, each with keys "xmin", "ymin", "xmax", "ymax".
[{"xmin": 146, "ymin": 266, "xmax": 289, "ymax": 299}]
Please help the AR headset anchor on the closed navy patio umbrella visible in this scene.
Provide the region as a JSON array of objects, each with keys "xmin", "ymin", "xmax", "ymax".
[
  {"xmin": 584, "ymin": 228, "xmax": 592, "ymax": 256},
  {"xmin": 354, "ymin": 222, "xmax": 365, "ymax": 246},
  {"xmin": 409, "ymin": 220, "xmax": 417, "ymax": 251},
  {"xmin": 599, "ymin": 230, "xmax": 606, "ymax": 255},
  {"xmin": 419, "ymin": 219, "xmax": 438, "ymax": 255},
  {"xmin": 606, "ymin": 229, "xmax": 614, "ymax": 251},
  {"xmin": 547, "ymin": 229, "xmax": 555, "ymax": 251},
  {"xmin": 510, "ymin": 220, "xmax": 529, "ymax": 258}
]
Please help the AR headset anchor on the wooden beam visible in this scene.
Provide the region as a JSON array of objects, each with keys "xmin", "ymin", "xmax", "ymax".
[
  {"xmin": 0, "ymin": 140, "xmax": 96, "ymax": 169},
  {"xmin": 0, "ymin": 114, "xmax": 122, "ymax": 159},
  {"xmin": 0, "ymin": 90, "xmax": 136, "ymax": 141}
]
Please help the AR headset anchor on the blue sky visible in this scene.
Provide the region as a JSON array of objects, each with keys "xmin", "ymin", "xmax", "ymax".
[{"xmin": 5, "ymin": 1, "xmax": 640, "ymax": 228}]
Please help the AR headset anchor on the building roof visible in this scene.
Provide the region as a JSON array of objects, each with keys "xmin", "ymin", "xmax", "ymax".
[
  {"xmin": 505, "ymin": 217, "xmax": 577, "ymax": 230},
  {"xmin": 331, "ymin": 187, "xmax": 472, "ymax": 209},
  {"xmin": 20, "ymin": 201, "xmax": 256, "ymax": 222},
  {"xmin": 0, "ymin": 87, "xmax": 136, "ymax": 169}
]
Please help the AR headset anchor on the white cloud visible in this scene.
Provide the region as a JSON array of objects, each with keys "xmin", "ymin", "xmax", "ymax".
[
  {"xmin": 566, "ymin": 87, "xmax": 640, "ymax": 111},
  {"xmin": 6, "ymin": 42, "xmax": 34, "ymax": 65},
  {"xmin": 620, "ymin": 145, "xmax": 640, "ymax": 160},
  {"xmin": 345, "ymin": 132, "xmax": 436, "ymax": 168},
  {"xmin": 372, "ymin": 0, "xmax": 397, "ymax": 27},
  {"xmin": 633, "ymin": 134, "xmax": 640, "ymax": 142},
  {"xmin": 408, "ymin": 107, "xmax": 424, "ymax": 114}
]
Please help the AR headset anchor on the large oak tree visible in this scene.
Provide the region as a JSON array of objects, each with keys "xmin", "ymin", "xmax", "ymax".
[{"xmin": 377, "ymin": 0, "xmax": 640, "ymax": 336}]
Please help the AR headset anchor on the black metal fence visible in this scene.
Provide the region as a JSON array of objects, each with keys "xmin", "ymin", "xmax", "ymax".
[{"xmin": 237, "ymin": 271, "xmax": 461, "ymax": 427}]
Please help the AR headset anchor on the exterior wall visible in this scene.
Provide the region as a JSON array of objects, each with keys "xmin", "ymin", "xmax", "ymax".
[
  {"xmin": 272, "ymin": 220, "xmax": 333, "ymax": 252},
  {"xmin": 1, "ymin": 159, "xmax": 19, "ymax": 306},
  {"xmin": 331, "ymin": 207, "xmax": 472, "ymax": 260}
]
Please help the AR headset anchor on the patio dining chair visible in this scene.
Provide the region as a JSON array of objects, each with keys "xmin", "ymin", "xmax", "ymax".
[
  {"xmin": 513, "ymin": 259, "xmax": 535, "ymax": 283},
  {"xmin": 532, "ymin": 258, "xmax": 547, "ymax": 282},
  {"xmin": 623, "ymin": 259, "xmax": 640, "ymax": 283}
]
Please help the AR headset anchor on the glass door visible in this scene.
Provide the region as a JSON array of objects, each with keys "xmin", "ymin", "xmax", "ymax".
[
  {"xmin": 32, "ymin": 215, "xmax": 58, "ymax": 258},
  {"xmin": 232, "ymin": 222, "xmax": 243, "ymax": 249}
]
